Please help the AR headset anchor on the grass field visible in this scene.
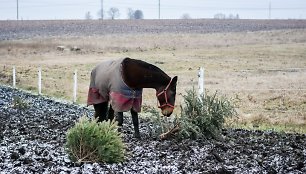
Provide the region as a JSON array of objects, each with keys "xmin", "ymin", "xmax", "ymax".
[{"xmin": 1, "ymin": 20, "xmax": 306, "ymax": 133}]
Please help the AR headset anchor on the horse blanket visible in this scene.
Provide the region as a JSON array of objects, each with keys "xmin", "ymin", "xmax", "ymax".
[{"xmin": 87, "ymin": 58, "xmax": 143, "ymax": 112}]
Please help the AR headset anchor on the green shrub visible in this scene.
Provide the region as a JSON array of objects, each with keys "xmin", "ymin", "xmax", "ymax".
[
  {"xmin": 66, "ymin": 116, "xmax": 125, "ymax": 163},
  {"xmin": 179, "ymin": 88, "xmax": 237, "ymax": 139},
  {"xmin": 149, "ymin": 88, "xmax": 237, "ymax": 140}
]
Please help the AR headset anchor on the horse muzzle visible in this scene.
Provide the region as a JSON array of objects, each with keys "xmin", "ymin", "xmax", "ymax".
[{"xmin": 161, "ymin": 107, "xmax": 174, "ymax": 117}]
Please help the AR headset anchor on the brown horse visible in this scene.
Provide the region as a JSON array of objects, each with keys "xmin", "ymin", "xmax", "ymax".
[{"xmin": 87, "ymin": 57, "xmax": 177, "ymax": 138}]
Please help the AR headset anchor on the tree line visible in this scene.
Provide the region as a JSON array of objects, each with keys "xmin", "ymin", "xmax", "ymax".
[
  {"xmin": 85, "ymin": 7, "xmax": 241, "ymax": 20},
  {"xmin": 85, "ymin": 7, "xmax": 143, "ymax": 20}
]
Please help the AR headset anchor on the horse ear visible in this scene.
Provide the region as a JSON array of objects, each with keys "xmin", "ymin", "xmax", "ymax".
[{"xmin": 172, "ymin": 76, "xmax": 178, "ymax": 85}]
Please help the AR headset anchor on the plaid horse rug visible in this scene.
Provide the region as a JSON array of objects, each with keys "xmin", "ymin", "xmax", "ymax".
[{"xmin": 87, "ymin": 58, "xmax": 143, "ymax": 112}]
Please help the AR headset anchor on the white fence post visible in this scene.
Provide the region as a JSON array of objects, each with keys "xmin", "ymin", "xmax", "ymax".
[
  {"xmin": 198, "ymin": 67, "xmax": 204, "ymax": 96},
  {"xmin": 38, "ymin": 67, "xmax": 42, "ymax": 95},
  {"xmin": 73, "ymin": 70, "xmax": 77, "ymax": 103},
  {"xmin": 13, "ymin": 66, "xmax": 16, "ymax": 88}
]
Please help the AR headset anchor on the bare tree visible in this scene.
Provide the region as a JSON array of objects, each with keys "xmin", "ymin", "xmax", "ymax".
[
  {"xmin": 214, "ymin": 13, "xmax": 240, "ymax": 19},
  {"xmin": 181, "ymin": 13, "xmax": 191, "ymax": 19},
  {"xmin": 127, "ymin": 8, "xmax": 134, "ymax": 19},
  {"xmin": 108, "ymin": 7, "xmax": 120, "ymax": 19},
  {"xmin": 214, "ymin": 13, "xmax": 226, "ymax": 19},
  {"xmin": 85, "ymin": 11, "xmax": 92, "ymax": 20}
]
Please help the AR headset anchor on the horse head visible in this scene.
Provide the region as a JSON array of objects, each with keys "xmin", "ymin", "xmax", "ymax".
[{"xmin": 156, "ymin": 76, "xmax": 178, "ymax": 116}]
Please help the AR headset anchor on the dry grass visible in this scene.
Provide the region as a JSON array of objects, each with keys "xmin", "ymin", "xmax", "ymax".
[{"xmin": 1, "ymin": 29, "xmax": 306, "ymax": 133}]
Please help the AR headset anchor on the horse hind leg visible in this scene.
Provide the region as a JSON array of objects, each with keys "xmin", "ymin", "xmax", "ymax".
[
  {"xmin": 107, "ymin": 104, "xmax": 115, "ymax": 121},
  {"xmin": 131, "ymin": 109, "xmax": 140, "ymax": 139},
  {"xmin": 93, "ymin": 102, "xmax": 108, "ymax": 122},
  {"xmin": 116, "ymin": 112, "xmax": 123, "ymax": 133}
]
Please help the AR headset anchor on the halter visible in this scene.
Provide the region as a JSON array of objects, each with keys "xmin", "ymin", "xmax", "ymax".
[{"xmin": 156, "ymin": 78, "xmax": 175, "ymax": 109}]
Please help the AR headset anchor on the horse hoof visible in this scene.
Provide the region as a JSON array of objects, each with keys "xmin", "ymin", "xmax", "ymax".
[{"xmin": 117, "ymin": 127, "xmax": 122, "ymax": 132}]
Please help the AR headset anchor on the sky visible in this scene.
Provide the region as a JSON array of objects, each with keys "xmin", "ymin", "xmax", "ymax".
[{"xmin": 0, "ymin": 0, "xmax": 306, "ymax": 20}]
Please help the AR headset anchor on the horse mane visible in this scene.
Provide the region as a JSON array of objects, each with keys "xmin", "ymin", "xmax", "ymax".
[{"xmin": 123, "ymin": 57, "xmax": 169, "ymax": 77}]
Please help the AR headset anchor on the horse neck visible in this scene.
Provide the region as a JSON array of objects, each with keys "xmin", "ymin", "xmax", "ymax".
[
  {"xmin": 122, "ymin": 59, "xmax": 171, "ymax": 91},
  {"xmin": 140, "ymin": 70, "xmax": 170, "ymax": 90}
]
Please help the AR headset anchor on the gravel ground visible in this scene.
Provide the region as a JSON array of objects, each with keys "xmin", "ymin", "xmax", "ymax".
[
  {"xmin": 1, "ymin": 19, "xmax": 306, "ymax": 40},
  {"xmin": 0, "ymin": 85, "xmax": 306, "ymax": 173}
]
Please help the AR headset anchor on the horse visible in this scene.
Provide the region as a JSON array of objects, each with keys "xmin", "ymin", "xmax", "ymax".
[{"xmin": 87, "ymin": 57, "xmax": 178, "ymax": 138}]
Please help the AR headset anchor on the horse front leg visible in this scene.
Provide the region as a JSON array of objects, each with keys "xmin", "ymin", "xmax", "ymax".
[
  {"xmin": 108, "ymin": 105, "xmax": 123, "ymax": 132},
  {"xmin": 116, "ymin": 111, "xmax": 123, "ymax": 133},
  {"xmin": 131, "ymin": 109, "xmax": 140, "ymax": 139},
  {"xmin": 93, "ymin": 102, "xmax": 108, "ymax": 122}
]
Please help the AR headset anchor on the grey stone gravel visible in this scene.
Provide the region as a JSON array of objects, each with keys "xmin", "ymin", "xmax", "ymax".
[{"xmin": 0, "ymin": 85, "xmax": 305, "ymax": 173}]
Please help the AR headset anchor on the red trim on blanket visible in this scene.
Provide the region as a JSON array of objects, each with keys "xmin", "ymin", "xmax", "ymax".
[
  {"xmin": 110, "ymin": 92, "xmax": 142, "ymax": 112},
  {"xmin": 87, "ymin": 87, "xmax": 106, "ymax": 106},
  {"xmin": 87, "ymin": 88, "xmax": 142, "ymax": 112}
]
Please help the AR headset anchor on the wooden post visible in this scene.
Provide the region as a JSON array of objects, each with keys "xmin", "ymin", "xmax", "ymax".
[
  {"xmin": 13, "ymin": 66, "xmax": 16, "ymax": 88},
  {"xmin": 73, "ymin": 70, "xmax": 77, "ymax": 103},
  {"xmin": 38, "ymin": 67, "xmax": 42, "ymax": 95},
  {"xmin": 198, "ymin": 67, "xmax": 204, "ymax": 96}
]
